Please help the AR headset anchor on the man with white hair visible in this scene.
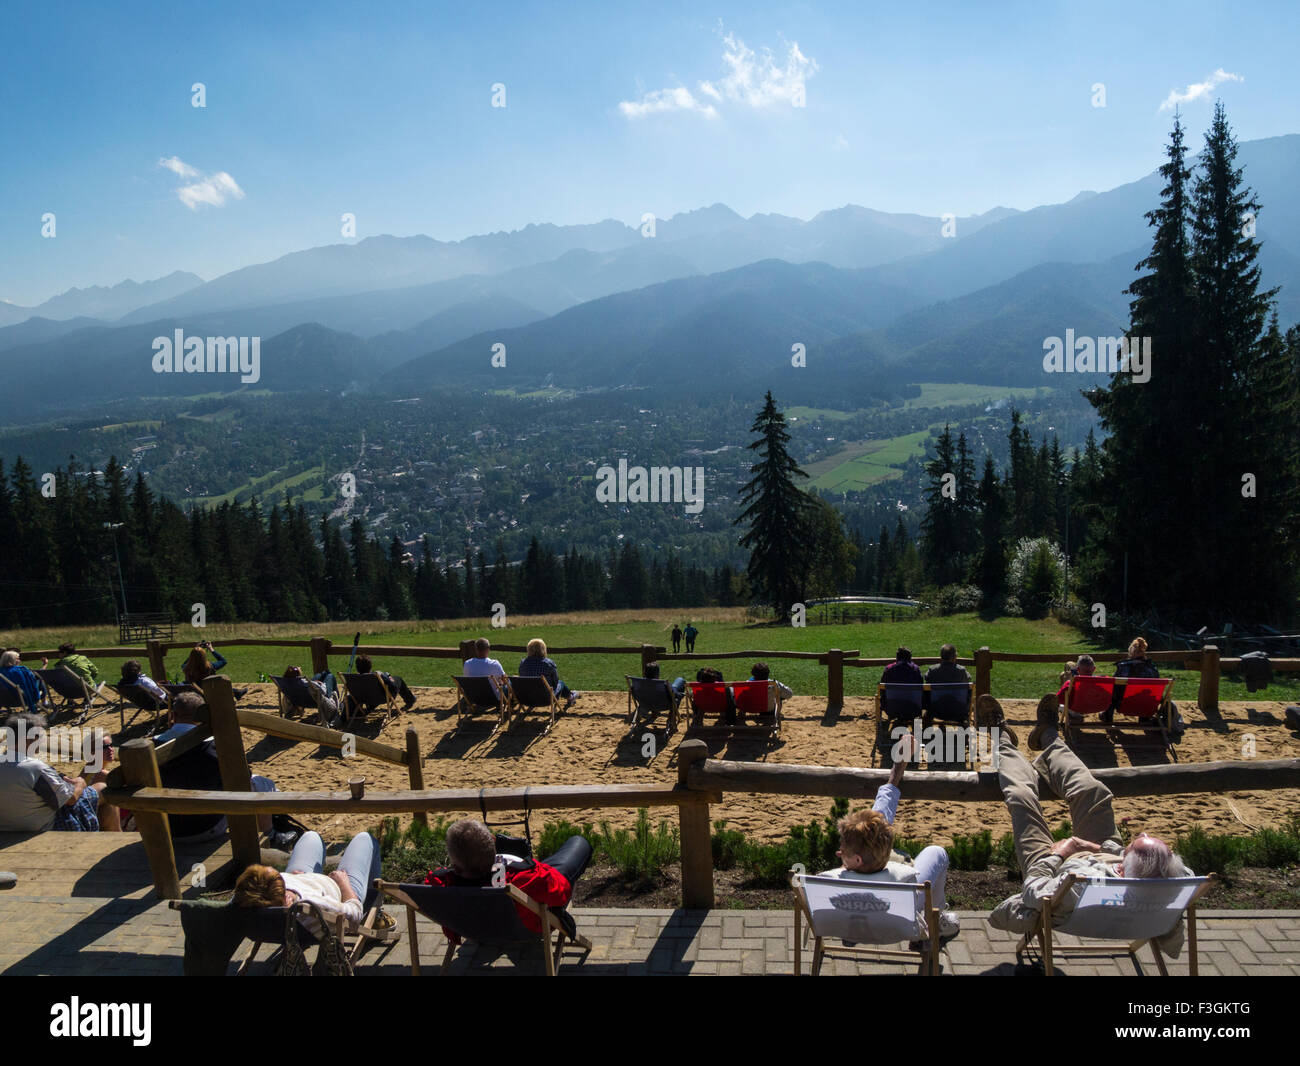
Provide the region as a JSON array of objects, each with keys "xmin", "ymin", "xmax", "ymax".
[{"xmin": 976, "ymin": 695, "xmax": 1191, "ymax": 956}]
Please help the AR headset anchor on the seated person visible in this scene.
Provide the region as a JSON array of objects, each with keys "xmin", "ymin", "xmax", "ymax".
[
  {"xmin": 424, "ymin": 819, "xmax": 592, "ymax": 943},
  {"xmin": 119, "ymin": 659, "xmax": 169, "ymax": 706},
  {"xmin": 232, "ymin": 831, "xmax": 381, "ymax": 935},
  {"xmin": 1056, "ymin": 654, "xmax": 1096, "ymax": 720},
  {"xmin": 1106, "ymin": 637, "xmax": 1160, "ymax": 723},
  {"xmin": 147, "ymin": 693, "xmax": 275, "ymax": 840},
  {"xmin": 43, "ymin": 643, "xmax": 104, "ymax": 698},
  {"xmin": 0, "ymin": 650, "xmax": 44, "ymax": 710},
  {"xmin": 881, "ymin": 646, "xmax": 922, "ymax": 687},
  {"xmin": 352, "ymin": 654, "xmax": 417, "ymax": 711},
  {"xmin": 517, "ymin": 638, "xmax": 580, "ymax": 709},
  {"xmin": 694, "ymin": 667, "xmax": 735, "ymax": 725},
  {"xmin": 0, "ymin": 711, "xmax": 121, "ymax": 832},
  {"xmin": 643, "ymin": 661, "xmax": 686, "ymax": 708},
  {"xmin": 746, "ymin": 662, "xmax": 792, "ymax": 714},
  {"xmin": 184, "ymin": 642, "xmax": 248, "ymax": 700},
  {"xmin": 462, "ymin": 638, "xmax": 509, "ymax": 697},
  {"xmin": 977, "ymin": 693, "xmax": 1191, "ymax": 956},
  {"xmin": 922, "ymin": 644, "xmax": 971, "ymax": 724},
  {"xmin": 819, "ymin": 734, "xmax": 959, "ymax": 944}
]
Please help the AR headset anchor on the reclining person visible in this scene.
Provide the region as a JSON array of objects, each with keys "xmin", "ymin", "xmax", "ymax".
[
  {"xmin": 922, "ymin": 643, "xmax": 970, "ymax": 724},
  {"xmin": 1057, "ymin": 654, "xmax": 1095, "ymax": 722},
  {"xmin": 282, "ymin": 664, "xmax": 340, "ymax": 725},
  {"xmin": 694, "ymin": 667, "xmax": 736, "ymax": 726},
  {"xmin": 819, "ymin": 734, "xmax": 958, "ymax": 944},
  {"xmin": 43, "ymin": 643, "xmax": 105, "ymax": 700},
  {"xmin": 233, "ymin": 830, "xmax": 381, "ymax": 935},
  {"xmin": 976, "ymin": 693, "xmax": 1192, "ymax": 956},
  {"xmin": 0, "ymin": 650, "xmax": 44, "ymax": 710},
  {"xmin": 518, "ymin": 638, "xmax": 580, "ymax": 709},
  {"xmin": 1105, "ymin": 637, "xmax": 1160, "ymax": 724},
  {"xmin": 353, "ymin": 654, "xmax": 417, "ymax": 712},
  {"xmin": 119, "ymin": 659, "xmax": 169, "ymax": 706},
  {"xmin": 424, "ymin": 819, "xmax": 592, "ymax": 944}
]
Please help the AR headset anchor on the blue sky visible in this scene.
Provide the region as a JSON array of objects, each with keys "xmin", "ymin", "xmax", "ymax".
[{"xmin": 1, "ymin": 0, "xmax": 1295, "ymax": 305}]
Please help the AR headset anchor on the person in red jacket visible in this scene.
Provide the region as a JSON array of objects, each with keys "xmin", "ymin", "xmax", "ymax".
[{"xmin": 424, "ymin": 819, "xmax": 591, "ymax": 940}]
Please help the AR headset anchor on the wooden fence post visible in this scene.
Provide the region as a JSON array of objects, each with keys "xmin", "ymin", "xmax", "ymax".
[
  {"xmin": 146, "ymin": 639, "xmax": 167, "ymax": 683},
  {"xmin": 826, "ymin": 649, "xmax": 844, "ymax": 707},
  {"xmin": 1198, "ymin": 645, "xmax": 1220, "ymax": 713},
  {"xmin": 310, "ymin": 637, "xmax": 331, "ymax": 676},
  {"xmin": 406, "ymin": 726, "xmax": 427, "ymax": 826},
  {"xmin": 203, "ymin": 675, "xmax": 261, "ymax": 871},
  {"xmin": 119, "ymin": 738, "xmax": 181, "ymax": 900},
  {"xmin": 975, "ymin": 646, "xmax": 992, "ymax": 699},
  {"xmin": 676, "ymin": 739, "xmax": 714, "ymax": 909}
]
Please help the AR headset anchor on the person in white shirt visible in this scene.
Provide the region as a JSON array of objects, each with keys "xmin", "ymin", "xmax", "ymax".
[
  {"xmin": 462, "ymin": 637, "xmax": 509, "ymax": 698},
  {"xmin": 232, "ymin": 831, "xmax": 380, "ymax": 935},
  {"xmin": 119, "ymin": 659, "xmax": 168, "ymax": 705},
  {"xmin": 818, "ymin": 734, "xmax": 959, "ymax": 943},
  {"xmin": 0, "ymin": 711, "xmax": 121, "ymax": 832}
]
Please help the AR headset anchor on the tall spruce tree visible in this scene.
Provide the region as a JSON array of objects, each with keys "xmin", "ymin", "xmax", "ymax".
[{"xmin": 735, "ymin": 392, "xmax": 814, "ymax": 612}]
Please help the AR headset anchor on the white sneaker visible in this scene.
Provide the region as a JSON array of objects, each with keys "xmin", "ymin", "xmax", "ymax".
[{"xmin": 938, "ymin": 911, "xmax": 960, "ymax": 939}]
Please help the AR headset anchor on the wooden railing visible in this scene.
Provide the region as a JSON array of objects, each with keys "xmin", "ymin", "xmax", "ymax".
[{"xmin": 25, "ymin": 637, "xmax": 1300, "ymax": 714}]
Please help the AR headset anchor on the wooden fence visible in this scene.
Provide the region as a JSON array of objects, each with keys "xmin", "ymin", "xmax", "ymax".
[
  {"xmin": 101, "ymin": 680, "xmax": 1300, "ymax": 909},
  {"xmin": 25, "ymin": 637, "xmax": 1300, "ymax": 714}
]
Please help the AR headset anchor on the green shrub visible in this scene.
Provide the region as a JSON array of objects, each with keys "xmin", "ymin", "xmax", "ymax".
[
  {"xmin": 1174, "ymin": 825, "xmax": 1245, "ymax": 877},
  {"xmin": 993, "ymin": 832, "xmax": 1018, "ymax": 871},
  {"xmin": 374, "ymin": 815, "xmax": 450, "ymax": 882},
  {"xmin": 1051, "ymin": 820, "xmax": 1072, "ymax": 841},
  {"xmin": 1243, "ymin": 827, "xmax": 1300, "ymax": 868},
  {"xmin": 711, "ymin": 820, "xmax": 749, "ymax": 871},
  {"xmin": 950, "ymin": 829, "xmax": 993, "ymax": 871},
  {"xmin": 598, "ymin": 809, "xmax": 680, "ymax": 883},
  {"xmin": 893, "ymin": 835, "xmax": 932, "ymax": 861},
  {"xmin": 538, "ymin": 819, "xmax": 596, "ymax": 858}
]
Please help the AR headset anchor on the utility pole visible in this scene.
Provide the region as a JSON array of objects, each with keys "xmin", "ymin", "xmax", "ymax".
[{"xmin": 104, "ymin": 522, "xmax": 128, "ymax": 616}]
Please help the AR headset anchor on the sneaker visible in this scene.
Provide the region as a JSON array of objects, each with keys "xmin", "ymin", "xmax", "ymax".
[
  {"xmin": 909, "ymin": 912, "xmax": 960, "ymax": 952},
  {"xmin": 975, "ymin": 694, "xmax": 1018, "ymax": 749},
  {"xmin": 1027, "ymin": 694, "xmax": 1060, "ymax": 751}
]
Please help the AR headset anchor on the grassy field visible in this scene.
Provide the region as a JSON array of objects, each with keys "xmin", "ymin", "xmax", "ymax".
[
  {"xmin": 5, "ymin": 609, "xmax": 1292, "ymax": 703},
  {"xmin": 808, "ymin": 429, "xmax": 932, "ymax": 492},
  {"xmin": 192, "ymin": 463, "xmax": 325, "ymax": 507},
  {"xmin": 901, "ymin": 383, "xmax": 1051, "ymax": 409}
]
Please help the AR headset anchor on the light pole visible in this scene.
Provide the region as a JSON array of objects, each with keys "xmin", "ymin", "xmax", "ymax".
[
  {"xmin": 1058, "ymin": 477, "xmax": 1069, "ymax": 605},
  {"xmin": 103, "ymin": 522, "xmax": 128, "ymax": 616}
]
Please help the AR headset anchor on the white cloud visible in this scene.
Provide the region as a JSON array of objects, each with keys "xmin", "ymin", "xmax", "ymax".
[
  {"xmin": 158, "ymin": 156, "xmax": 245, "ymax": 209},
  {"xmin": 619, "ymin": 86, "xmax": 718, "ymax": 119},
  {"xmin": 1159, "ymin": 68, "xmax": 1242, "ymax": 111},
  {"xmin": 619, "ymin": 28, "xmax": 817, "ymax": 119}
]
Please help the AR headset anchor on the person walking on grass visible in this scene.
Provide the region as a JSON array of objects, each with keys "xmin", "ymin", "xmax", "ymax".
[
  {"xmin": 683, "ymin": 622, "xmax": 698, "ymax": 653},
  {"xmin": 670, "ymin": 624, "xmax": 683, "ymax": 654}
]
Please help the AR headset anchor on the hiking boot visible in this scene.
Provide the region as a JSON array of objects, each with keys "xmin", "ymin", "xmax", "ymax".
[
  {"xmin": 975, "ymin": 694, "xmax": 1018, "ymax": 749},
  {"xmin": 1027, "ymin": 694, "xmax": 1060, "ymax": 751}
]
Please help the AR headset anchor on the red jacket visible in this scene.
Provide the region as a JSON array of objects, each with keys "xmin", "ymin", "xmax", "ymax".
[{"xmin": 424, "ymin": 856, "xmax": 572, "ymax": 938}]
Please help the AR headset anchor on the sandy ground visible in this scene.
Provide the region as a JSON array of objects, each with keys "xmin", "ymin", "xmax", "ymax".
[{"xmin": 226, "ymin": 685, "xmax": 1300, "ymax": 848}]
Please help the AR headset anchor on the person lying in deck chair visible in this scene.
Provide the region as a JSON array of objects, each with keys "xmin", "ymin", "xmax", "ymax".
[
  {"xmin": 423, "ymin": 819, "xmax": 592, "ymax": 945},
  {"xmin": 644, "ymin": 661, "xmax": 686, "ymax": 708},
  {"xmin": 0, "ymin": 711, "xmax": 120, "ymax": 832},
  {"xmin": 353, "ymin": 654, "xmax": 417, "ymax": 711},
  {"xmin": 1104, "ymin": 637, "xmax": 1161, "ymax": 725},
  {"xmin": 232, "ymin": 831, "xmax": 381, "ymax": 936},
  {"xmin": 818, "ymin": 733, "xmax": 959, "ymax": 946},
  {"xmin": 881, "ymin": 646, "xmax": 922, "ymax": 687},
  {"xmin": 975, "ymin": 693, "xmax": 1192, "ymax": 956},
  {"xmin": 746, "ymin": 662, "xmax": 792, "ymax": 714},
  {"xmin": 0, "ymin": 650, "xmax": 44, "ymax": 710},
  {"xmin": 119, "ymin": 658, "xmax": 169, "ymax": 705},
  {"xmin": 43, "ymin": 643, "xmax": 104, "ymax": 700}
]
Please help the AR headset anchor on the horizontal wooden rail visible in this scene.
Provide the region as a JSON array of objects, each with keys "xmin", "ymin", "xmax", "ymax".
[
  {"xmin": 844, "ymin": 657, "xmax": 976, "ymax": 668},
  {"xmin": 327, "ymin": 644, "xmax": 463, "ymax": 658},
  {"xmin": 685, "ymin": 756, "xmax": 1300, "ymax": 802},
  {"xmin": 986, "ymin": 650, "xmax": 1195, "ymax": 664},
  {"xmin": 234, "ymin": 707, "xmax": 409, "ymax": 766},
  {"xmin": 27, "ymin": 647, "xmax": 147, "ymax": 660},
  {"xmin": 103, "ymin": 782, "xmax": 719, "ymax": 815},
  {"xmin": 656, "ymin": 649, "xmax": 861, "ymax": 661}
]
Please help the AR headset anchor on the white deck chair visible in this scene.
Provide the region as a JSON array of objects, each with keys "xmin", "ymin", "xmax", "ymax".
[
  {"xmin": 792, "ymin": 873, "xmax": 941, "ymax": 975},
  {"xmin": 1018, "ymin": 873, "xmax": 1215, "ymax": 975}
]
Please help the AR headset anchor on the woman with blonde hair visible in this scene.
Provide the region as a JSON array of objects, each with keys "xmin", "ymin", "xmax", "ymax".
[
  {"xmin": 233, "ymin": 831, "xmax": 381, "ymax": 933},
  {"xmin": 517, "ymin": 638, "xmax": 579, "ymax": 709},
  {"xmin": 1105, "ymin": 636, "xmax": 1161, "ymax": 725}
]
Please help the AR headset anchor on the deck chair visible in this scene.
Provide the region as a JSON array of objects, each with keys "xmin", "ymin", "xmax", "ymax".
[
  {"xmin": 451, "ymin": 674, "xmax": 509, "ymax": 733},
  {"xmin": 168, "ymin": 897, "xmax": 399, "ymax": 975},
  {"xmin": 1061, "ymin": 676, "xmax": 1178, "ymax": 760},
  {"xmin": 730, "ymin": 680, "xmax": 783, "ymax": 737},
  {"xmin": 34, "ymin": 667, "xmax": 101, "ymax": 723},
  {"xmin": 272, "ymin": 676, "xmax": 319, "ymax": 719},
  {"xmin": 684, "ymin": 681, "xmax": 731, "ymax": 735},
  {"xmin": 505, "ymin": 675, "xmax": 561, "ymax": 735},
  {"xmin": 0, "ymin": 673, "xmax": 29, "ymax": 711},
  {"xmin": 108, "ymin": 682, "xmax": 168, "ymax": 732},
  {"xmin": 1016, "ymin": 872, "xmax": 1215, "ymax": 976},
  {"xmin": 376, "ymin": 879, "xmax": 591, "ymax": 976},
  {"xmin": 626, "ymin": 675, "xmax": 680, "ymax": 735},
  {"xmin": 162, "ymin": 682, "xmax": 204, "ymax": 704},
  {"xmin": 792, "ymin": 872, "xmax": 941, "ymax": 975},
  {"xmin": 876, "ymin": 683, "xmax": 924, "ymax": 730},
  {"xmin": 340, "ymin": 672, "xmax": 398, "ymax": 728}
]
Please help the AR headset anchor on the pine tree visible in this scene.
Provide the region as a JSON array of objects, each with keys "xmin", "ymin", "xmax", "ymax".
[{"xmin": 735, "ymin": 392, "xmax": 814, "ymax": 611}]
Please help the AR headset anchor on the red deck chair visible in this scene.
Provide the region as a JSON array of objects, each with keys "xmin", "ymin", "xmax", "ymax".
[
  {"xmin": 731, "ymin": 680, "xmax": 782, "ymax": 734},
  {"xmin": 1061, "ymin": 675, "xmax": 1177, "ymax": 759},
  {"xmin": 686, "ymin": 682, "xmax": 730, "ymax": 729}
]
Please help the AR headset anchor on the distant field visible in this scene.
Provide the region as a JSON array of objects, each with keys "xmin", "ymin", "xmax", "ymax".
[
  {"xmin": 4, "ymin": 609, "xmax": 1285, "ymax": 702},
  {"xmin": 786, "ymin": 405, "xmax": 858, "ymax": 422},
  {"xmin": 192, "ymin": 463, "xmax": 325, "ymax": 507},
  {"xmin": 902, "ymin": 383, "xmax": 1051, "ymax": 410},
  {"xmin": 809, "ymin": 429, "xmax": 932, "ymax": 492}
]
